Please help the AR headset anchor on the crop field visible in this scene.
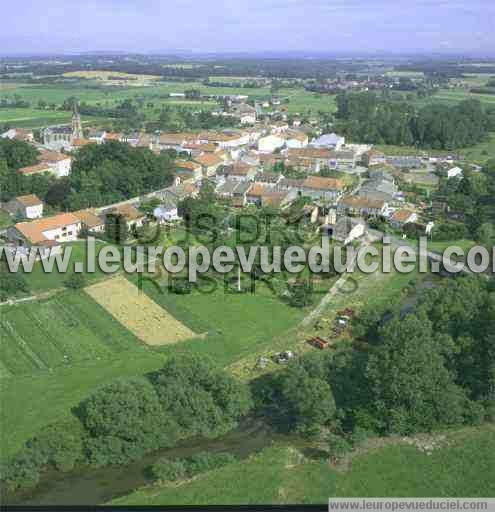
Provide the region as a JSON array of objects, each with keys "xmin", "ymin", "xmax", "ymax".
[
  {"xmin": 133, "ymin": 272, "xmax": 306, "ymax": 365},
  {"xmin": 62, "ymin": 70, "xmax": 161, "ymax": 84},
  {"xmin": 0, "ymin": 78, "xmax": 336, "ymax": 128},
  {"xmin": 0, "ymin": 291, "xmax": 142, "ymax": 378},
  {"xmin": 85, "ymin": 275, "xmax": 196, "ymax": 346}
]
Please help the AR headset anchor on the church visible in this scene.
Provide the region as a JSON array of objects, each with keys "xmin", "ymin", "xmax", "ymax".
[{"xmin": 42, "ymin": 103, "xmax": 84, "ymax": 151}]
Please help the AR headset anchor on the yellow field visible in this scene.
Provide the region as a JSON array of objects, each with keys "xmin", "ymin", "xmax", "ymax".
[
  {"xmin": 62, "ymin": 70, "xmax": 160, "ymax": 83},
  {"xmin": 85, "ymin": 276, "xmax": 195, "ymax": 346}
]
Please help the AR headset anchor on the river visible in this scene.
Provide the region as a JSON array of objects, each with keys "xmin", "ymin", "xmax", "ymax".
[{"xmin": 4, "ymin": 418, "xmax": 294, "ymax": 506}]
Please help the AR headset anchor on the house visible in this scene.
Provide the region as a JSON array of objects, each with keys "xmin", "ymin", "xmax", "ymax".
[
  {"xmin": 284, "ymin": 130, "xmax": 309, "ymax": 149},
  {"xmin": 104, "ymin": 204, "xmax": 146, "ymax": 229},
  {"xmin": 73, "ymin": 209, "xmax": 105, "ymax": 234},
  {"xmin": 270, "ymin": 121, "xmax": 289, "ymax": 134},
  {"xmin": 311, "ymin": 133, "xmax": 345, "ymax": 151},
  {"xmin": 363, "ymin": 149, "xmax": 387, "ymax": 167},
  {"xmin": 37, "ymin": 150, "xmax": 72, "ymax": 177},
  {"xmin": 1, "ymin": 128, "xmax": 34, "ymax": 142},
  {"xmin": 199, "ymin": 131, "xmax": 249, "ymax": 149},
  {"xmin": 104, "ymin": 132, "xmax": 123, "ymax": 142},
  {"xmin": 69, "ymin": 138, "xmax": 93, "ymax": 151},
  {"xmin": 327, "ymin": 216, "xmax": 366, "ymax": 245},
  {"xmin": 246, "ymin": 183, "xmax": 270, "ymax": 206},
  {"xmin": 157, "ymin": 133, "xmax": 197, "ymax": 152},
  {"xmin": 231, "ymin": 103, "xmax": 257, "ymax": 125},
  {"xmin": 4, "ymin": 194, "xmax": 43, "ymax": 219},
  {"xmin": 337, "ymin": 196, "xmax": 388, "ymax": 217},
  {"xmin": 447, "ymin": 166, "xmax": 463, "ymax": 179},
  {"xmin": 231, "ymin": 181, "xmax": 252, "ymax": 207},
  {"xmin": 121, "ymin": 133, "xmax": 140, "ymax": 146},
  {"xmin": 258, "ymin": 134, "xmax": 285, "ymax": 153},
  {"xmin": 385, "ymin": 156, "xmax": 422, "ymax": 169},
  {"xmin": 175, "ymin": 160, "xmax": 203, "ymax": 182},
  {"xmin": 193, "ymin": 153, "xmax": 224, "ymax": 177},
  {"xmin": 222, "ymin": 162, "xmax": 258, "ymax": 181},
  {"xmin": 260, "ymin": 191, "xmax": 293, "ymax": 209},
  {"xmin": 254, "ymin": 171, "xmax": 283, "ymax": 185},
  {"xmin": 358, "ymin": 178, "xmax": 397, "ymax": 203},
  {"xmin": 390, "ymin": 209, "xmax": 418, "ymax": 229},
  {"xmin": 7, "ymin": 212, "xmax": 82, "ymax": 258},
  {"xmin": 328, "ymin": 150, "xmax": 357, "ymax": 171},
  {"xmin": 17, "ymin": 163, "xmax": 54, "ymax": 176},
  {"xmin": 153, "ymin": 195, "xmax": 180, "ymax": 224},
  {"xmin": 87, "ymin": 129, "xmax": 107, "ymax": 144},
  {"xmin": 299, "ymin": 176, "xmax": 346, "ymax": 202},
  {"xmin": 287, "ymin": 148, "xmax": 332, "ymax": 172}
]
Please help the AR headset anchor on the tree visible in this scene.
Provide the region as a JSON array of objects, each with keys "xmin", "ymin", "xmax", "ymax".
[
  {"xmin": 365, "ymin": 312, "xmax": 469, "ymax": 434},
  {"xmin": 288, "ymin": 278, "xmax": 313, "ymax": 308},
  {"xmin": 64, "ymin": 273, "xmax": 87, "ymax": 289},
  {"xmin": 152, "ymin": 354, "xmax": 252, "ymax": 438},
  {"xmin": 80, "ymin": 377, "xmax": 178, "ymax": 464},
  {"xmin": 105, "ymin": 213, "xmax": 129, "ymax": 244}
]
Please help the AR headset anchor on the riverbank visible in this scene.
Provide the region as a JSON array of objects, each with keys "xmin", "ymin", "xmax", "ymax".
[
  {"xmin": 112, "ymin": 424, "xmax": 495, "ymax": 505},
  {"xmin": 2, "ymin": 418, "xmax": 295, "ymax": 506}
]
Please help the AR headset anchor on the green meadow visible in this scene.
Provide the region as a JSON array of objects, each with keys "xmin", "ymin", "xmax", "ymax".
[{"xmin": 112, "ymin": 425, "xmax": 495, "ymax": 505}]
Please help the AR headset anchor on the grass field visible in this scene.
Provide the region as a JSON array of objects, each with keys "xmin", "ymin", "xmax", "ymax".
[
  {"xmin": 0, "ymin": 349, "xmax": 167, "ymax": 459},
  {"xmin": 0, "ymin": 209, "xmax": 13, "ymax": 229},
  {"xmin": 0, "ymin": 290, "xmax": 144, "ymax": 378},
  {"xmin": 85, "ymin": 275, "xmax": 196, "ymax": 346},
  {"xmin": 0, "ymin": 270, "xmax": 306, "ymax": 458},
  {"xmin": 132, "ymin": 273, "xmax": 306, "ymax": 366},
  {"xmin": 0, "ymin": 79, "xmax": 337, "ymax": 128},
  {"xmin": 376, "ymin": 131, "xmax": 495, "ymax": 164},
  {"xmin": 16, "ymin": 242, "xmax": 111, "ymax": 293},
  {"xmin": 112, "ymin": 425, "xmax": 495, "ymax": 505}
]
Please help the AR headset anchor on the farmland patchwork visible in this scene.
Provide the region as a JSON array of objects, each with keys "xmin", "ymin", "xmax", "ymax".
[{"xmin": 84, "ymin": 276, "xmax": 196, "ymax": 346}]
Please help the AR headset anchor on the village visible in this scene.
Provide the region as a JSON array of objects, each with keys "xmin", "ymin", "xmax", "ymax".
[{"xmin": 0, "ymin": 96, "xmax": 467, "ymax": 258}]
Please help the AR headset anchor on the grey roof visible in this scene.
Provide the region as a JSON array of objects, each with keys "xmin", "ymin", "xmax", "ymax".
[
  {"xmin": 232, "ymin": 181, "xmax": 252, "ymax": 195},
  {"xmin": 216, "ymin": 178, "xmax": 240, "ymax": 195},
  {"xmin": 312, "ymin": 133, "xmax": 344, "ymax": 148},
  {"xmin": 385, "ymin": 156, "xmax": 422, "ymax": 168},
  {"xmin": 332, "ymin": 216, "xmax": 366, "ymax": 241}
]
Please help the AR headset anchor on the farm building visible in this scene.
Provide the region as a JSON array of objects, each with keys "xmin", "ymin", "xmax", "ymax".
[{"xmin": 4, "ymin": 194, "xmax": 43, "ymax": 220}]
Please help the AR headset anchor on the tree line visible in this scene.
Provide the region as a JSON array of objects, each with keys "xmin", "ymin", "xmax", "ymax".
[
  {"xmin": 255, "ymin": 276, "xmax": 494, "ymax": 442},
  {"xmin": 0, "ymin": 139, "xmax": 175, "ymax": 211},
  {"xmin": 336, "ymin": 92, "xmax": 495, "ymax": 150},
  {"xmin": 2, "ymin": 354, "xmax": 252, "ymax": 491}
]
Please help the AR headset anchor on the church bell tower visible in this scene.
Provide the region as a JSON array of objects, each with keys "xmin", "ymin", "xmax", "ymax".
[{"xmin": 71, "ymin": 102, "xmax": 83, "ymax": 141}]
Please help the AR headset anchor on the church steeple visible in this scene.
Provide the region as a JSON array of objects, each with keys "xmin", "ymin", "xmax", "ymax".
[{"xmin": 71, "ymin": 101, "xmax": 83, "ymax": 141}]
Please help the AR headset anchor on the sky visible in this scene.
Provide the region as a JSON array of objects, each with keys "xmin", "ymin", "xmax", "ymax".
[{"xmin": 2, "ymin": 0, "xmax": 494, "ymax": 56}]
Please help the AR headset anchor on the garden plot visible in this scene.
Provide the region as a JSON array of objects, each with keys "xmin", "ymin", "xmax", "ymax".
[{"xmin": 85, "ymin": 276, "xmax": 195, "ymax": 346}]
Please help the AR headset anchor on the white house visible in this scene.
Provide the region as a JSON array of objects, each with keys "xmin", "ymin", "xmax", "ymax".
[
  {"xmin": 153, "ymin": 201, "xmax": 180, "ymax": 223},
  {"xmin": 4, "ymin": 194, "xmax": 43, "ymax": 219},
  {"xmin": 337, "ymin": 196, "xmax": 388, "ymax": 217},
  {"xmin": 447, "ymin": 166, "xmax": 463, "ymax": 179},
  {"xmin": 37, "ymin": 150, "xmax": 72, "ymax": 177},
  {"xmin": 330, "ymin": 217, "xmax": 366, "ymax": 245},
  {"xmin": 258, "ymin": 134, "xmax": 285, "ymax": 153},
  {"xmin": 284, "ymin": 130, "xmax": 309, "ymax": 149},
  {"xmin": 73, "ymin": 209, "xmax": 105, "ymax": 234},
  {"xmin": 87, "ymin": 129, "xmax": 107, "ymax": 144},
  {"xmin": 7, "ymin": 212, "xmax": 82, "ymax": 259},
  {"xmin": 1, "ymin": 128, "xmax": 34, "ymax": 142}
]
